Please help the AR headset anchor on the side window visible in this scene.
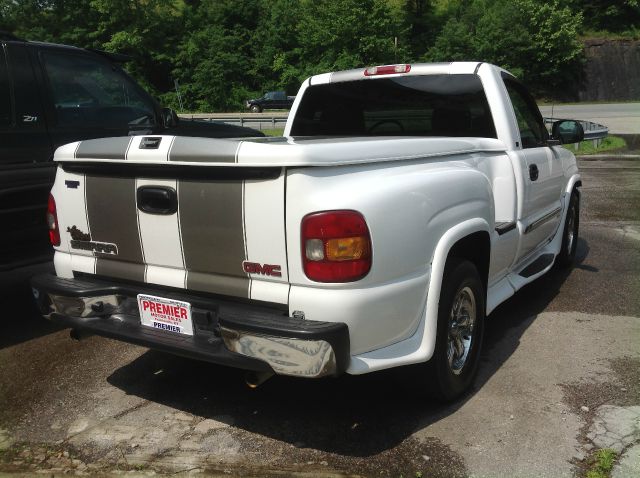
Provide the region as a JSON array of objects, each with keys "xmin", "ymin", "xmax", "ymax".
[
  {"xmin": 41, "ymin": 50, "xmax": 155, "ymax": 129},
  {"xmin": 0, "ymin": 46, "xmax": 11, "ymax": 127},
  {"xmin": 264, "ymin": 92, "xmax": 274, "ymax": 100},
  {"xmin": 504, "ymin": 79, "xmax": 547, "ymax": 148}
]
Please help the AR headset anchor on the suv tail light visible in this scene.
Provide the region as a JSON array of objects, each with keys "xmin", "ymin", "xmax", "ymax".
[
  {"xmin": 47, "ymin": 193, "xmax": 60, "ymax": 246},
  {"xmin": 301, "ymin": 210, "xmax": 372, "ymax": 282}
]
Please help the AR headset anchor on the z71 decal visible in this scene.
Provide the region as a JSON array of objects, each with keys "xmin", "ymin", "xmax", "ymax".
[{"xmin": 67, "ymin": 226, "xmax": 118, "ymax": 255}]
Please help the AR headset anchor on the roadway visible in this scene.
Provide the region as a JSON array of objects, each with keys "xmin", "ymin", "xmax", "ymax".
[{"xmin": 538, "ymin": 103, "xmax": 640, "ymax": 135}]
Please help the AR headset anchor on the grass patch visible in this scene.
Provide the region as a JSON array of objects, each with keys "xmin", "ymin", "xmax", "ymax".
[
  {"xmin": 563, "ymin": 135, "xmax": 626, "ymax": 155},
  {"xmin": 585, "ymin": 449, "xmax": 617, "ymax": 478},
  {"xmin": 262, "ymin": 128, "xmax": 285, "ymax": 137}
]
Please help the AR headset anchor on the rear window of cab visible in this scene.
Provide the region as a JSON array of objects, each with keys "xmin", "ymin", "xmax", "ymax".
[{"xmin": 290, "ymin": 74, "xmax": 497, "ymax": 139}]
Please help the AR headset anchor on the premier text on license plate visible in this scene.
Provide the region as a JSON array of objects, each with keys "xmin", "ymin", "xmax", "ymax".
[{"xmin": 137, "ymin": 294, "xmax": 193, "ymax": 336}]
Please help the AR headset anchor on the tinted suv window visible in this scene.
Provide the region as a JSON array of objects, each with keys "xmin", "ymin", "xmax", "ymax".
[
  {"xmin": 290, "ymin": 74, "xmax": 497, "ymax": 138},
  {"xmin": 503, "ymin": 78, "xmax": 547, "ymax": 148},
  {"xmin": 41, "ymin": 50, "xmax": 155, "ymax": 129},
  {"xmin": 0, "ymin": 46, "xmax": 11, "ymax": 126}
]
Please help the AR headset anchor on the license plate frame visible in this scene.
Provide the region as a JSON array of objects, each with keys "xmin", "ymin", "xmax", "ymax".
[{"xmin": 137, "ymin": 294, "xmax": 194, "ymax": 336}]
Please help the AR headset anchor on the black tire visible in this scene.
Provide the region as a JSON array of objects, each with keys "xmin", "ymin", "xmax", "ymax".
[
  {"xmin": 250, "ymin": 104, "xmax": 261, "ymax": 113},
  {"xmin": 419, "ymin": 258, "xmax": 485, "ymax": 402},
  {"xmin": 556, "ymin": 189, "xmax": 580, "ymax": 268}
]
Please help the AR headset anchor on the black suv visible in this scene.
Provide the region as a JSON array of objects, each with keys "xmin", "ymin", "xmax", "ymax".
[{"xmin": 1, "ymin": 33, "xmax": 261, "ymax": 270}]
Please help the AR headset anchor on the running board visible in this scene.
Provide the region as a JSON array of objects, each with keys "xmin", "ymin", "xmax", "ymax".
[{"xmin": 518, "ymin": 253, "xmax": 555, "ymax": 278}]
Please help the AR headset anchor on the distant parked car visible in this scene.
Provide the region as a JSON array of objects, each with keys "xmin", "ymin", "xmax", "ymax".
[
  {"xmin": 246, "ymin": 91, "xmax": 295, "ymax": 112},
  {"xmin": 0, "ymin": 32, "xmax": 262, "ymax": 271}
]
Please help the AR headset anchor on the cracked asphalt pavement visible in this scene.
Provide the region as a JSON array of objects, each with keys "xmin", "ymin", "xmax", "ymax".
[{"xmin": 0, "ymin": 157, "xmax": 639, "ymax": 477}]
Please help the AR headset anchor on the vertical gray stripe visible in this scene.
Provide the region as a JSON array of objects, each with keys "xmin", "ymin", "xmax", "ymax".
[
  {"xmin": 76, "ymin": 137, "xmax": 133, "ymax": 160},
  {"xmin": 86, "ymin": 176, "xmax": 145, "ymax": 282},
  {"xmin": 187, "ymin": 272, "xmax": 250, "ymax": 299},
  {"xmin": 93, "ymin": 259, "xmax": 146, "ymax": 283},
  {"xmin": 179, "ymin": 179, "xmax": 249, "ymax": 298},
  {"xmin": 169, "ymin": 137, "xmax": 240, "ymax": 163}
]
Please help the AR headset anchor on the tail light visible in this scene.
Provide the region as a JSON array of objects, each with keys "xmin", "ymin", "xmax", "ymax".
[
  {"xmin": 47, "ymin": 193, "xmax": 60, "ymax": 246},
  {"xmin": 301, "ymin": 210, "xmax": 372, "ymax": 282},
  {"xmin": 364, "ymin": 64, "xmax": 411, "ymax": 76}
]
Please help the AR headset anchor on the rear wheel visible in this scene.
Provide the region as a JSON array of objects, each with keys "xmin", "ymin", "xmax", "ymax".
[
  {"xmin": 418, "ymin": 258, "xmax": 485, "ymax": 401},
  {"xmin": 556, "ymin": 189, "xmax": 580, "ymax": 268}
]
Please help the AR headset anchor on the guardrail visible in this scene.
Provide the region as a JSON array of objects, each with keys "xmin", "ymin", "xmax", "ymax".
[
  {"xmin": 181, "ymin": 113, "xmax": 610, "ymax": 145},
  {"xmin": 544, "ymin": 117, "xmax": 609, "ymax": 147},
  {"xmin": 179, "ymin": 112, "xmax": 288, "ymax": 131}
]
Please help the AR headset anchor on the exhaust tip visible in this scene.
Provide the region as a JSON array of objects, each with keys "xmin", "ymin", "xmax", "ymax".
[{"xmin": 245, "ymin": 371, "xmax": 274, "ymax": 389}]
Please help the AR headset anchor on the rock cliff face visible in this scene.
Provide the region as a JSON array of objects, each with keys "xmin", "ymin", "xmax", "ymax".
[{"xmin": 580, "ymin": 39, "xmax": 640, "ymax": 101}]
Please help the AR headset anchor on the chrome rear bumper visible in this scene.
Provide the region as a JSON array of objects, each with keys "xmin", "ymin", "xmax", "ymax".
[{"xmin": 31, "ymin": 274, "xmax": 350, "ymax": 378}]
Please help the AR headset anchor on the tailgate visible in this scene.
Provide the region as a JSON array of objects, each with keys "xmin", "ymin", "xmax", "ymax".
[{"xmin": 51, "ymin": 136, "xmax": 289, "ymax": 304}]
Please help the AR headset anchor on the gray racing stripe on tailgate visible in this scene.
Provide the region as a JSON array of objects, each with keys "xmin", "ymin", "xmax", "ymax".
[
  {"xmin": 169, "ymin": 137, "xmax": 240, "ymax": 163},
  {"xmin": 179, "ymin": 180, "xmax": 249, "ymax": 298},
  {"xmin": 86, "ymin": 176, "xmax": 145, "ymax": 282},
  {"xmin": 76, "ymin": 137, "xmax": 133, "ymax": 160}
]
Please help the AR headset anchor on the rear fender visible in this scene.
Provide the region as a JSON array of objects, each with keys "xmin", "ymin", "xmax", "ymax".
[
  {"xmin": 348, "ymin": 217, "xmax": 491, "ymax": 373},
  {"xmin": 565, "ymin": 173, "xmax": 582, "ymax": 195}
]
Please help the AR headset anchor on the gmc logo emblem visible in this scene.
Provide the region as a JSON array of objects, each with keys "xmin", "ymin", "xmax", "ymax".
[{"xmin": 242, "ymin": 261, "xmax": 282, "ymax": 277}]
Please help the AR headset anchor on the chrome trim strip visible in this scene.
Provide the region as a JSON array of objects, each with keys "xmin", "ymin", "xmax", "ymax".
[{"xmin": 524, "ymin": 207, "xmax": 562, "ymax": 234}]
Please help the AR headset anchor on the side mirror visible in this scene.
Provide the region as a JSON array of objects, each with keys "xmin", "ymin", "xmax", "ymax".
[
  {"xmin": 161, "ymin": 107, "xmax": 179, "ymax": 128},
  {"xmin": 552, "ymin": 120, "xmax": 584, "ymax": 145}
]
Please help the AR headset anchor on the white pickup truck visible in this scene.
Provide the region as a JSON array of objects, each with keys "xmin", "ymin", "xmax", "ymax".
[{"xmin": 32, "ymin": 62, "xmax": 584, "ymax": 401}]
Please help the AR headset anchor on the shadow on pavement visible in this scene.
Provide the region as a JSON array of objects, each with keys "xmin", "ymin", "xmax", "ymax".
[
  {"xmin": 0, "ymin": 262, "xmax": 62, "ymax": 349},
  {"xmin": 106, "ymin": 237, "xmax": 591, "ymax": 460}
]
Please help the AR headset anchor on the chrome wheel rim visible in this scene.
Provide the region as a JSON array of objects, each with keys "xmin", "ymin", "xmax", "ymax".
[
  {"xmin": 447, "ymin": 286, "xmax": 477, "ymax": 375},
  {"xmin": 566, "ymin": 204, "xmax": 575, "ymax": 256}
]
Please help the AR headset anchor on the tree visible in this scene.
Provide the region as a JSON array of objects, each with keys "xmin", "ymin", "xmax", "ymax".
[
  {"xmin": 566, "ymin": 0, "xmax": 640, "ymax": 33},
  {"xmin": 402, "ymin": 0, "xmax": 438, "ymax": 57},
  {"xmin": 170, "ymin": 0, "xmax": 262, "ymax": 111},
  {"xmin": 252, "ymin": 0, "xmax": 303, "ymax": 94},
  {"xmin": 295, "ymin": 0, "xmax": 410, "ymax": 77},
  {"xmin": 426, "ymin": 0, "xmax": 584, "ymax": 98}
]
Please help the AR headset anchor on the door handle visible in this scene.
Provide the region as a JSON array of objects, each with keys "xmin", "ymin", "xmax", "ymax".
[
  {"xmin": 529, "ymin": 164, "xmax": 539, "ymax": 181},
  {"xmin": 137, "ymin": 186, "xmax": 178, "ymax": 215}
]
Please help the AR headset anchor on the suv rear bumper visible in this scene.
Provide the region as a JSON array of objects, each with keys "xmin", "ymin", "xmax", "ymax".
[{"xmin": 30, "ymin": 274, "xmax": 350, "ymax": 377}]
